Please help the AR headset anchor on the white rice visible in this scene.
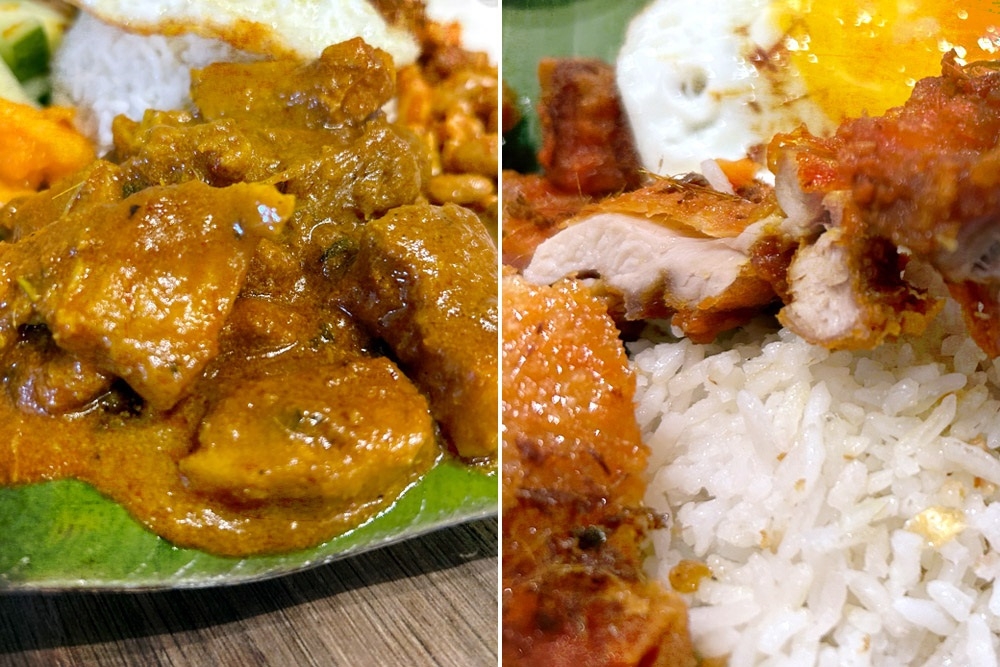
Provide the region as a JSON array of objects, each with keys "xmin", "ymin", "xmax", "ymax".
[
  {"xmin": 50, "ymin": 4, "xmax": 498, "ymax": 156},
  {"xmin": 632, "ymin": 277, "xmax": 1000, "ymax": 665},
  {"xmin": 51, "ymin": 12, "xmax": 254, "ymax": 154}
]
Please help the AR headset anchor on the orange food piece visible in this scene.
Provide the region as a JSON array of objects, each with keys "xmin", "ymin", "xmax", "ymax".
[
  {"xmin": 0, "ymin": 99, "xmax": 95, "ymax": 203},
  {"xmin": 537, "ymin": 57, "xmax": 643, "ymax": 197},
  {"xmin": 715, "ymin": 157, "xmax": 760, "ymax": 192},
  {"xmin": 669, "ymin": 560, "xmax": 713, "ymax": 594}
]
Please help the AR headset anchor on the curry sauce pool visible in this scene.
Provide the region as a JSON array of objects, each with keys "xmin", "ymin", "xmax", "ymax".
[{"xmin": 0, "ymin": 38, "xmax": 498, "ymax": 557}]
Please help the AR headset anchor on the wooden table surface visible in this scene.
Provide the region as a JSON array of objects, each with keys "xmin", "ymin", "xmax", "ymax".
[{"xmin": 0, "ymin": 517, "xmax": 497, "ymax": 666}]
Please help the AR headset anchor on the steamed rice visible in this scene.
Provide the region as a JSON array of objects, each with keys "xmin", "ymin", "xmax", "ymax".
[
  {"xmin": 632, "ymin": 270, "xmax": 1000, "ymax": 665},
  {"xmin": 51, "ymin": 12, "xmax": 253, "ymax": 153},
  {"xmin": 50, "ymin": 2, "xmax": 498, "ymax": 155}
]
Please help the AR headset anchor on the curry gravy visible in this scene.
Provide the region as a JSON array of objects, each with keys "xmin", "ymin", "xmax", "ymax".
[{"xmin": 0, "ymin": 38, "xmax": 498, "ymax": 557}]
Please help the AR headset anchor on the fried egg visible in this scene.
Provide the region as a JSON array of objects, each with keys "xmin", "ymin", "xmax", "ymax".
[{"xmin": 618, "ymin": 0, "xmax": 1000, "ymax": 176}]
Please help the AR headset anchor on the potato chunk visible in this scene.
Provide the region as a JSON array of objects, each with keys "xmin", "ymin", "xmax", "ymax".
[
  {"xmin": 346, "ymin": 202, "xmax": 498, "ymax": 459},
  {"xmin": 179, "ymin": 357, "xmax": 438, "ymax": 504}
]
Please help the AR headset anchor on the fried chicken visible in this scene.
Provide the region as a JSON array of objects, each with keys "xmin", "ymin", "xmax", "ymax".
[
  {"xmin": 537, "ymin": 57, "xmax": 644, "ymax": 196},
  {"xmin": 502, "ymin": 269, "xmax": 695, "ymax": 667},
  {"xmin": 518, "ymin": 51, "xmax": 1000, "ymax": 355},
  {"xmin": 523, "ymin": 175, "xmax": 785, "ymax": 342},
  {"xmin": 500, "ymin": 171, "xmax": 592, "ymax": 271},
  {"xmin": 772, "ymin": 53, "xmax": 1000, "ymax": 354}
]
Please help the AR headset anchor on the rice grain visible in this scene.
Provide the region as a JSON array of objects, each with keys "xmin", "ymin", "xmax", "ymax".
[{"xmin": 634, "ymin": 284, "xmax": 1000, "ymax": 664}]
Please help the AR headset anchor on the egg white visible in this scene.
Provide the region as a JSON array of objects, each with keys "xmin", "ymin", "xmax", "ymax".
[
  {"xmin": 69, "ymin": 0, "xmax": 421, "ymax": 66},
  {"xmin": 617, "ymin": 0, "xmax": 834, "ymax": 177}
]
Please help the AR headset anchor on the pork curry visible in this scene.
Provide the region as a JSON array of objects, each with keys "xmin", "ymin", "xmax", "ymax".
[{"xmin": 0, "ymin": 37, "xmax": 498, "ymax": 557}]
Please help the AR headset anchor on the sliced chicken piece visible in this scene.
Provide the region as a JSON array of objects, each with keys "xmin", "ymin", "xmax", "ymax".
[
  {"xmin": 779, "ymin": 223, "xmax": 942, "ymax": 350},
  {"xmin": 523, "ymin": 176, "xmax": 784, "ymax": 342},
  {"xmin": 500, "ymin": 170, "xmax": 592, "ymax": 271},
  {"xmin": 779, "ymin": 229, "xmax": 860, "ymax": 345},
  {"xmin": 770, "ymin": 54, "xmax": 1000, "ymax": 355},
  {"xmin": 764, "ymin": 164, "xmax": 944, "ymax": 350},
  {"xmin": 766, "ymin": 126, "xmax": 842, "ymax": 239}
]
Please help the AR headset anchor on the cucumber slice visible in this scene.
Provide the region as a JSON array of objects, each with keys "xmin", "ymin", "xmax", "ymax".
[
  {"xmin": 0, "ymin": 20, "xmax": 49, "ymax": 82},
  {"xmin": 0, "ymin": 51, "xmax": 34, "ymax": 105},
  {"xmin": 0, "ymin": 2, "xmax": 73, "ymax": 102},
  {"xmin": 19, "ymin": 71, "xmax": 48, "ymax": 103},
  {"xmin": 0, "ymin": 1, "xmax": 72, "ymax": 50}
]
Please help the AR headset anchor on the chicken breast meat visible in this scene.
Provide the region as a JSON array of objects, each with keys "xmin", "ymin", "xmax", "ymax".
[{"xmin": 523, "ymin": 175, "xmax": 788, "ymax": 343}]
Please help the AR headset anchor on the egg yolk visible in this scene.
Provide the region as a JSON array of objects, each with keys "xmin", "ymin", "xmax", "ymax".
[{"xmin": 776, "ymin": 1, "xmax": 1000, "ymax": 122}]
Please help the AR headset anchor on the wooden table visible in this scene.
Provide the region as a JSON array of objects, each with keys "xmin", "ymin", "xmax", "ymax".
[{"xmin": 0, "ymin": 517, "xmax": 497, "ymax": 666}]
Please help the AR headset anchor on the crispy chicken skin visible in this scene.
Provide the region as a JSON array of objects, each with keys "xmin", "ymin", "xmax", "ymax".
[{"xmin": 502, "ymin": 269, "xmax": 696, "ymax": 667}]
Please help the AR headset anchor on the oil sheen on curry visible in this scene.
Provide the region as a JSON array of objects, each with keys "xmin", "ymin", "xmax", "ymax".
[{"xmin": 0, "ymin": 38, "xmax": 499, "ymax": 557}]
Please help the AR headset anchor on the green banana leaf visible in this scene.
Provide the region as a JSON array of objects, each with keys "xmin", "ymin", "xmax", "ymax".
[{"xmin": 0, "ymin": 459, "xmax": 497, "ymax": 590}]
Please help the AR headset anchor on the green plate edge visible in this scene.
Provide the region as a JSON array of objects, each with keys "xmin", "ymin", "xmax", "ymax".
[{"xmin": 0, "ymin": 459, "xmax": 497, "ymax": 591}]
